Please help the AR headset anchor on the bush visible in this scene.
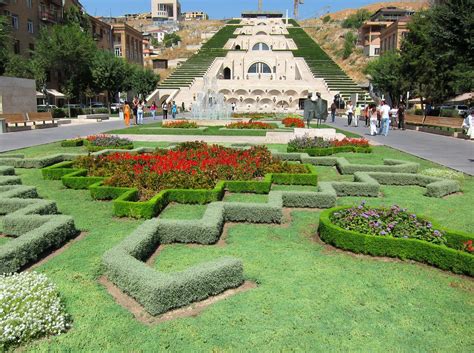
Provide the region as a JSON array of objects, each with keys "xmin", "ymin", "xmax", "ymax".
[
  {"xmin": 319, "ymin": 207, "xmax": 474, "ymax": 276},
  {"xmin": 440, "ymin": 109, "xmax": 460, "ymax": 117},
  {"xmin": 86, "ymin": 134, "xmax": 132, "ymax": 148},
  {"xmin": 0, "ymin": 272, "xmax": 70, "ymax": 350},
  {"xmin": 322, "ymin": 15, "xmax": 331, "ymax": 23},
  {"xmin": 60, "ymin": 138, "xmax": 84, "ymax": 147},
  {"xmin": 226, "ymin": 121, "xmax": 277, "ymax": 129},
  {"xmin": 282, "ymin": 117, "xmax": 305, "ymax": 128},
  {"xmin": 51, "ymin": 108, "xmax": 66, "ymax": 119},
  {"xmin": 421, "ymin": 168, "xmax": 465, "ymax": 186},
  {"xmin": 341, "ymin": 9, "xmax": 371, "ymax": 29}
]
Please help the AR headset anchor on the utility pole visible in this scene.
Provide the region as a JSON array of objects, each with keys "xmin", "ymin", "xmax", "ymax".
[{"xmin": 258, "ymin": 0, "xmax": 263, "ymax": 11}]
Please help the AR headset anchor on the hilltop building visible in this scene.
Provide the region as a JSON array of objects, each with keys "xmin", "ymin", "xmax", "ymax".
[
  {"xmin": 359, "ymin": 7, "xmax": 415, "ymax": 57},
  {"xmin": 183, "ymin": 11, "xmax": 208, "ymax": 21},
  {"xmin": 151, "ymin": 0, "xmax": 181, "ymax": 22}
]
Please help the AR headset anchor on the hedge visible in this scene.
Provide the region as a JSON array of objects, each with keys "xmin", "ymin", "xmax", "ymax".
[
  {"xmin": 61, "ymin": 139, "xmax": 84, "ymax": 147},
  {"xmin": 287, "ymin": 145, "xmax": 373, "ymax": 156},
  {"xmin": 318, "ymin": 207, "xmax": 474, "ymax": 276},
  {"xmin": 86, "ymin": 144, "xmax": 134, "ymax": 153},
  {"xmin": 0, "ymin": 169, "xmax": 79, "ymax": 273}
]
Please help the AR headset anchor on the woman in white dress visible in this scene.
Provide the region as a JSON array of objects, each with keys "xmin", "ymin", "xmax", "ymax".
[
  {"xmin": 462, "ymin": 110, "xmax": 474, "ymax": 140},
  {"xmin": 369, "ymin": 103, "xmax": 378, "ymax": 136}
]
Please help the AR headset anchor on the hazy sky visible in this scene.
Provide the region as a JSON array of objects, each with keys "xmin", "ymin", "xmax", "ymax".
[{"xmin": 81, "ymin": 0, "xmax": 385, "ymax": 19}]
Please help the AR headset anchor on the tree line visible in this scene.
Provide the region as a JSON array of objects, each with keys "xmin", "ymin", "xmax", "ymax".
[
  {"xmin": 0, "ymin": 6, "xmax": 159, "ymax": 112},
  {"xmin": 364, "ymin": 1, "xmax": 473, "ymax": 109}
]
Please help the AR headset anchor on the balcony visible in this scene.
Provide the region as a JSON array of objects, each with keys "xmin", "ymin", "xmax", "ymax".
[{"xmin": 39, "ymin": 9, "xmax": 60, "ymax": 23}]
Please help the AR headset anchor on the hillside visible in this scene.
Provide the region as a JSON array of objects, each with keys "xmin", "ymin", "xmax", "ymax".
[{"xmin": 300, "ymin": 1, "xmax": 429, "ymax": 84}]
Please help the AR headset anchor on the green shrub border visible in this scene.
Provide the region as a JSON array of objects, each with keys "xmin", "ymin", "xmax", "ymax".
[
  {"xmin": 61, "ymin": 139, "xmax": 84, "ymax": 147},
  {"xmin": 318, "ymin": 207, "xmax": 474, "ymax": 276},
  {"xmin": 0, "ymin": 169, "xmax": 79, "ymax": 273},
  {"xmin": 287, "ymin": 145, "xmax": 373, "ymax": 156}
]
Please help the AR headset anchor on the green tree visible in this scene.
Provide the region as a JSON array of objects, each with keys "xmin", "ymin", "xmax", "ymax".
[
  {"xmin": 0, "ymin": 15, "xmax": 12, "ymax": 75},
  {"xmin": 342, "ymin": 32, "xmax": 357, "ymax": 59},
  {"xmin": 163, "ymin": 33, "xmax": 181, "ymax": 48},
  {"xmin": 3, "ymin": 55, "xmax": 35, "ymax": 79},
  {"xmin": 364, "ymin": 51, "xmax": 405, "ymax": 105},
  {"xmin": 131, "ymin": 67, "xmax": 159, "ymax": 99},
  {"xmin": 322, "ymin": 15, "xmax": 331, "ymax": 24},
  {"xmin": 34, "ymin": 23, "xmax": 97, "ymax": 100},
  {"xmin": 342, "ymin": 9, "xmax": 371, "ymax": 29},
  {"xmin": 63, "ymin": 4, "xmax": 91, "ymax": 31},
  {"xmin": 91, "ymin": 50, "xmax": 129, "ymax": 113}
]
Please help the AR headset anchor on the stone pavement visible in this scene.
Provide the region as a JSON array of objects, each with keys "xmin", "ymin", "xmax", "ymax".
[{"xmin": 325, "ymin": 117, "xmax": 474, "ymax": 176}]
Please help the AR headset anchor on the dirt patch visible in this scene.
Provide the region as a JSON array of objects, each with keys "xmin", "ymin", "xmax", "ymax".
[
  {"xmin": 25, "ymin": 232, "xmax": 88, "ymax": 271},
  {"xmin": 99, "ymin": 276, "xmax": 257, "ymax": 325}
]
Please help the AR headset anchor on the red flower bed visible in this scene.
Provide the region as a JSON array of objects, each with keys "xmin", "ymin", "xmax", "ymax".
[
  {"xmin": 75, "ymin": 143, "xmax": 307, "ymax": 200},
  {"xmin": 332, "ymin": 138, "xmax": 370, "ymax": 147},
  {"xmin": 162, "ymin": 120, "xmax": 198, "ymax": 129},
  {"xmin": 226, "ymin": 121, "xmax": 277, "ymax": 130},
  {"xmin": 282, "ymin": 117, "xmax": 305, "ymax": 128}
]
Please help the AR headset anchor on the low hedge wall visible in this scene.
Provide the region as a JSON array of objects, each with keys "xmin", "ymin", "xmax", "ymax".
[
  {"xmin": 0, "ymin": 169, "xmax": 79, "ymax": 273},
  {"xmin": 61, "ymin": 139, "xmax": 84, "ymax": 147},
  {"xmin": 318, "ymin": 207, "xmax": 474, "ymax": 276},
  {"xmin": 287, "ymin": 145, "xmax": 373, "ymax": 156}
]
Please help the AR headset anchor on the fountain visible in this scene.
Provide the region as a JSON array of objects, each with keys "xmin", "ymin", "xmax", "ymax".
[{"xmin": 191, "ymin": 77, "xmax": 232, "ymax": 120}]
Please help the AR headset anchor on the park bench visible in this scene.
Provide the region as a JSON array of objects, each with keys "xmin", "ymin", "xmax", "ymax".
[
  {"xmin": 27, "ymin": 112, "xmax": 57, "ymax": 128},
  {"xmin": 405, "ymin": 114, "xmax": 466, "ymax": 138},
  {"xmin": 0, "ymin": 113, "xmax": 30, "ymax": 132}
]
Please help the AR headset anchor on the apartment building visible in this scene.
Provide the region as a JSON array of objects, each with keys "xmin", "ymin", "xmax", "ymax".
[
  {"xmin": 379, "ymin": 17, "xmax": 411, "ymax": 54},
  {"xmin": 90, "ymin": 16, "xmax": 113, "ymax": 51},
  {"xmin": 112, "ymin": 23, "xmax": 144, "ymax": 66},
  {"xmin": 151, "ymin": 0, "xmax": 180, "ymax": 22},
  {"xmin": 183, "ymin": 11, "xmax": 208, "ymax": 21},
  {"xmin": 359, "ymin": 7, "xmax": 415, "ymax": 57}
]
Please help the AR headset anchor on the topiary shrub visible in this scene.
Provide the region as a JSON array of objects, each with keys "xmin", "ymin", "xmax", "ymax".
[{"xmin": 0, "ymin": 272, "xmax": 70, "ymax": 350}]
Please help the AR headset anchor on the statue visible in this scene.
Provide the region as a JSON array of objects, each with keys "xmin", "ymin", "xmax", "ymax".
[
  {"xmin": 303, "ymin": 93, "xmax": 316, "ymax": 128},
  {"xmin": 314, "ymin": 92, "xmax": 328, "ymax": 126}
]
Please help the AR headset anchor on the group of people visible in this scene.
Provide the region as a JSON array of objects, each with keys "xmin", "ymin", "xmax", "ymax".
[
  {"xmin": 340, "ymin": 100, "xmax": 406, "ymax": 137},
  {"xmin": 122, "ymin": 98, "xmax": 179, "ymax": 127}
]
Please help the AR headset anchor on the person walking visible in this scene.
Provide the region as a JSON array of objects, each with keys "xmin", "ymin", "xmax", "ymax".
[
  {"xmin": 162, "ymin": 101, "xmax": 168, "ymax": 120},
  {"xmin": 132, "ymin": 96, "xmax": 139, "ymax": 125},
  {"xmin": 150, "ymin": 101, "xmax": 157, "ymax": 120},
  {"xmin": 181, "ymin": 102, "xmax": 185, "ymax": 112},
  {"xmin": 231, "ymin": 102, "xmax": 236, "ymax": 112},
  {"xmin": 123, "ymin": 101, "xmax": 131, "ymax": 127},
  {"xmin": 390, "ymin": 105, "xmax": 398, "ymax": 130},
  {"xmin": 369, "ymin": 103, "xmax": 378, "ymax": 136},
  {"xmin": 171, "ymin": 101, "xmax": 178, "ymax": 119},
  {"xmin": 364, "ymin": 105, "xmax": 370, "ymax": 127},
  {"xmin": 330, "ymin": 101, "xmax": 337, "ymax": 123},
  {"xmin": 462, "ymin": 109, "xmax": 474, "ymax": 139},
  {"xmin": 346, "ymin": 101, "xmax": 354, "ymax": 126},
  {"xmin": 378, "ymin": 100, "xmax": 391, "ymax": 136},
  {"xmin": 398, "ymin": 102, "xmax": 406, "ymax": 130},
  {"xmin": 354, "ymin": 105, "xmax": 361, "ymax": 127},
  {"xmin": 137, "ymin": 100, "xmax": 145, "ymax": 125}
]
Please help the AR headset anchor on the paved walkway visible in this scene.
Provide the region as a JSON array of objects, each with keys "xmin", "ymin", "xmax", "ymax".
[{"xmin": 325, "ymin": 117, "xmax": 474, "ymax": 176}]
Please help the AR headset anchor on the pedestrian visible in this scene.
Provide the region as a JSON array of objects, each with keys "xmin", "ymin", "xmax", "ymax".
[
  {"xmin": 132, "ymin": 96, "xmax": 139, "ymax": 125},
  {"xmin": 137, "ymin": 100, "xmax": 145, "ymax": 125},
  {"xmin": 378, "ymin": 100, "xmax": 391, "ymax": 136},
  {"xmin": 364, "ymin": 105, "xmax": 370, "ymax": 127},
  {"xmin": 181, "ymin": 102, "xmax": 185, "ymax": 112},
  {"xmin": 162, "ymin": 101, "xmax": 168, "ymax": 120},
  {"xmin": 398, "ymin": 102, "xmax": 406, "ymax": 130},
  {"xmin": 150, "ymin": 101, "xmax": 157, "ymax": 120},
  {"xmin": 231, "ymin": 102, "xmax": 236, "ymax": 112},
  {"xmin": 171, "ymin": 101, "xmax": 178, "ymax": 119},
  {"xmin": 124, "ymin": 101, "xmax": 131, "ymax": 127},
  {"xmin": 330, "ymin": 101, "xmax": 337, "ymax": 123},
  {"xmin": 354, "ymin": 105, "xmax": 361, "ymax": 127},
  {"xmin": 346, "ymin": 101, "xmax": 353, "ymax": 126},
  {"xmin": 369, "ymin": 103, "xmax": 378, "ymax": 136},
  {"xmin": 462, "ymin": 109, "xmax": 474, "ymax": 139},
  {"xmin": 390, "ymin": 105, "xmax": 398, "ymax": 130}
]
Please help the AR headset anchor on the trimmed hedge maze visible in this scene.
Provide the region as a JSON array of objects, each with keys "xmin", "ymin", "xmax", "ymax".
[
  {"xmin": 287, "ymin": 145, "xmax": 373, "ymax": 156},
  {"xmin": 319, "ymin": 207, "xmax": 474, "ymax": 276},
  {"xmin": 0, "ymin": 167, "xmax": 78, "ymax": 273}
]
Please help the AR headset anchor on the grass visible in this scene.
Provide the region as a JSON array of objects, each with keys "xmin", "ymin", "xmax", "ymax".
[
  {"xmin": 3, "ymin": 145, "xmax": 473, "ymax": 351},
  {"xmin": 223, "ymin": 193, "xmax": 268, "ymax": 203}
]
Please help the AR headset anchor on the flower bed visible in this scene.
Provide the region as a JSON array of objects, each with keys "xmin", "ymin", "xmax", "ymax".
[
  {"xmin": 282, "ymin": 117, "xmax": 305, "ymax": 128},
  {"xmin": 288, "ymin": 136, "xmax": 372, "ymax": 156},
  {"xmin": 162, "ymin": 120, "xmax": 198, "ymax": 129},
  {"xmin": 85, "ymin": 135, "xmax": 134, "ymax": 152},
  {"xmin": 231, "ymin": 113, "xmax": 277, "ymax": 120},
  {"xmin": 226, "ymin": 121, "xmax": 277, "ymax": 130},
  {"xmin": 319, "ymin": 205, "xmax": 474, "ymax": 276},
  {"xmin": 74, "ymin": 143, "xmax": 308, "ymax": 200},
  {"xmin": 0, "ymin": 272, "xmax": 70, "ymax": 350}
]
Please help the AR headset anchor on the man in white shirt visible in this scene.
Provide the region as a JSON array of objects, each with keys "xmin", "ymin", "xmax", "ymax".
[{"xmin": 378, "ymin": 100, "xmax": 391, "ymax": 136}]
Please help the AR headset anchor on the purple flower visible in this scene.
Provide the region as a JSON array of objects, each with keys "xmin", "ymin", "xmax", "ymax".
[
  {"xmin": 427, "ymin": 223, "xmax": 432, "ymax": 228},
  {"xmin": 433, "ymin": 230, "xmax": 441, "ymax": 237},
  {"xmin": 380, "ymin": 231, "xmax": 387, "ymax": 235},
  {"xmin": 361, "ymin": 213, "xmax": 369, "ymax": 219}
]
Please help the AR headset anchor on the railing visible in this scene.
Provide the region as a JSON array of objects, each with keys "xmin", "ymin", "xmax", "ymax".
[{"xmin": 39, "ymin": 9, "xmax": 60, "ymax": 23}]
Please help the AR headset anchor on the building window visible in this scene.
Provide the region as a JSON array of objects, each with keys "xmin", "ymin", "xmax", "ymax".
[
  {"xmin": 252, "ymin": 42, "xmax": 270, "ymax": 51},
  {"xmin": 256, "ymin": 31, "xmax": 266, "ymax": 35},
  {"xmin": 114, "ymin": 47, "xmax": 122, "ymax": 57},
  {"xmin": 27, "ymin": 20, "xmax": 34, "ymax": 34},
  {"xmin": 14, "ymin": 40, "xmax": 20, "ymax": 54},
  {"xmin": 11, "ymin": 15, "xmax": 19, "ymax": 30},
  {"xmin": 374, "ymin": 48, "xmax": 380, "ymax": 56},
  {"xmin": 26, "ymin": 0, "xmax": 32, "ymax": 8},
  {"xmin": 248, "ymin": 62, "xmax": 272, "ymax": 74}
]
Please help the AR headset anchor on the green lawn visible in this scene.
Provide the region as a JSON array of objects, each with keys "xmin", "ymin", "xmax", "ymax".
[{"xmin": 4, "ymin": 145, "xmax": 474, "ymax": 351}]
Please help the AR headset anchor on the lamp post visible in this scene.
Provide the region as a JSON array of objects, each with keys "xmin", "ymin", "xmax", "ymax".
[{"xmin": 42, "ymin": 84, "xmax": 49, "ymax": 111}]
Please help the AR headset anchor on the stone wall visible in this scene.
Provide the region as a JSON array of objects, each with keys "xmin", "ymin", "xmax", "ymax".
[{"xmin": 0, "ymin": 77, "xmax": 37, "ymax": 114}]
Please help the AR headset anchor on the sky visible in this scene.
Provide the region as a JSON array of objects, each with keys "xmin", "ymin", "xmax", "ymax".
[{"xmin": 81, "ymin": 0, "xmax": 385, "ymax": 19}]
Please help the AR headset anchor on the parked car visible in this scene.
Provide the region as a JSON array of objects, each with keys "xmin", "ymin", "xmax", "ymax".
[
  {"xmin": 110, "ymin": 103, "xmax": 123, "ymax": 114},
  {"xmin": 37, "ymin": 104, "xmax": 58, "ymax": 112},
  {"xmin": 90, "ymin": 102, "xmax": 105, "ymax": 108},
  {"xmin": 64, "ymin": 104, "xmax": 81, "ymax": 109},
  {"xmin": 452, "ymin": 105, "xmax": 469, "ymax": 115}
]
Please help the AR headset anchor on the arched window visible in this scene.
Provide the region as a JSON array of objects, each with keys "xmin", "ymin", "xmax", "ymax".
[
  {"xmin": 257, "ymin": 22, "xmax": 266, "ymax": 26},
  {"xmin": 235, "ymin": 44, "xmax": 241, "ymax": 50},
  {"xmin": 252, "ymin": 42, "xmax": 270, "ymax": 51},
  {"xmin": 256, "ymin": 31, "xmax": 267, "ymax": 35},
  {"xmin": 223, "ymin": 67, "xmax": 231, "ymax": 80},
  {"xmin": 248, "ymin": 62, "xmax": 272, "ymax": 74}
]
